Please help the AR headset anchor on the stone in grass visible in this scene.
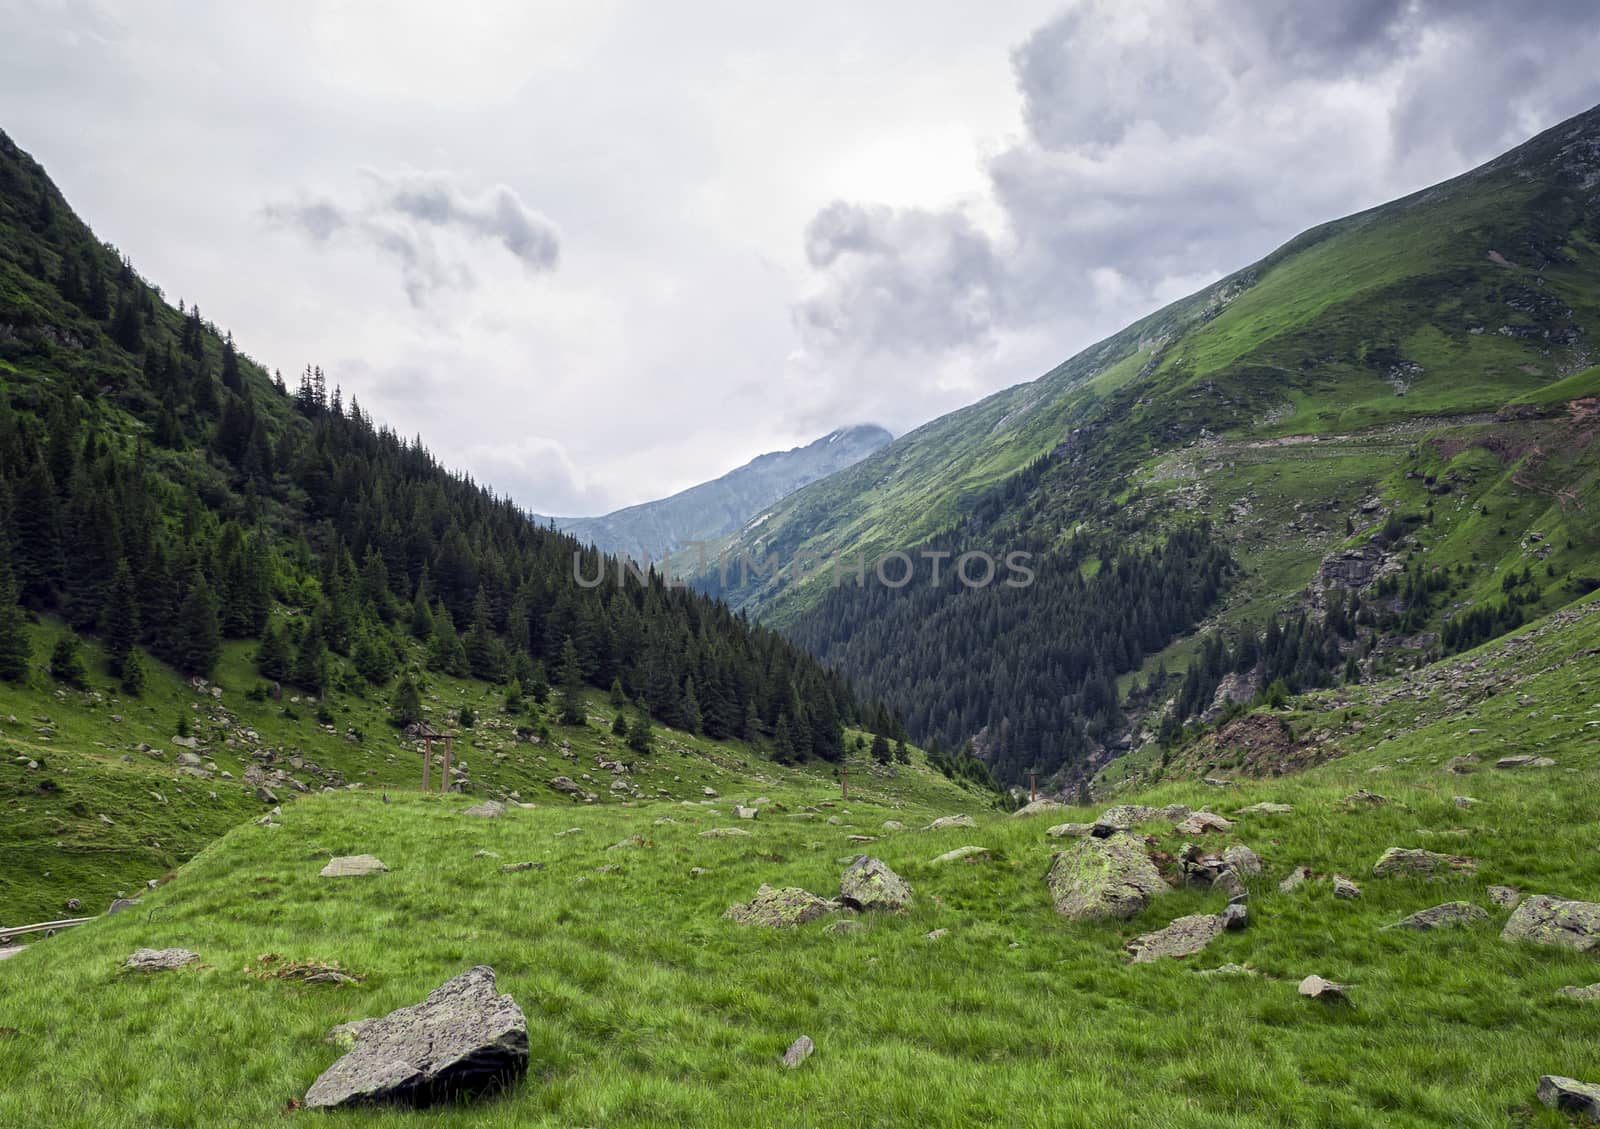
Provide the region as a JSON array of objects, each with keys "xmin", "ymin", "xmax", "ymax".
[
  {"xmin": 304, "ymin": 966, "xmax": 527, "ymax": 1110},
  {"xmin": 1046, "ymin": 822, "xmax": 1096, "ymax": 839},
  {"xmin": 1128, "ymin": 914, "xmax": 1224, "ymax": 964},
  {"xmin": 1222, "ymin": 845, "xmax": 1262, "ymax": 877},
  {"xmin": 735, "ymin": 805, "xmax": 759, "ymax": 820},
  {"xmin": 1196, "ymin": 964, "xmax": 1257, "ymax": 977},
  {"xmin": 1298, "ymin": 975, "xmax": 1352, "ymax": 1005},
  {"xmin": 881, "ymin": 821, "xmax": 906, "ymax": 832},
  {"xmin": 461, "ymin": 801, "xmax": 504, "ymax": 819},
  {"xmin": 125, "ymin": 948, "xmax": 199, "ymax": 972},
  {"xmin": 1011, "ymin": 799, "xmax": 1068, "ymax": 818},
  {"xmin": 1501, "ymin": 895, "xmax": 1600, "ymax": 952},
  {"xmin": 723, "ymin": 885, "xmax": 839, "ymax": 928},
  {"xmin": 1488, "ymin": 885, "xmax": 1522, "ymax": 909},
  {"xmin": 1372, "ymin": 848, "xmax": 1477, "ymax": 879},
  {"xmin": 1496, "ymin": 755, "xmax": 1555, "ymax": 769},
  {"xmin": 1340, "ymin": 789, "xmax": 1389, "ymax": 807},
  {"xmin": 1556, "ymin": 985, "xmax": 1600, "ymax": 1002},
  {"xmin": 781, "ymin": 1035, "xmax": 815, "ymax": 1068},
  {"xmin": 1332, "ymin": 875, "xmax": 1363, "ymax": 900},
  {"xmin": 1221, "ymin": 903, "xmax": 1249, "ymax": 932},
  {"xmin": 320, "ymin": 855, "xmax": 389, "ymax": 878},
  {"xmin": 1278, "ymin": 867, "xmax": 1312, "ymax": 893},
  {"xmin": 1537, "ymin": 1076, "xmax": 1600, "ymax": 1120},
  {"xmin": 700, "ymin": 827, "xmax": 752, "ymax": 839},
  {"xmin": 931, "ymin": 845, "xmax": 991, "ymax": 865},
  {"xmin": 926, "ymin": 814, "xmax": 976, "ymax": 831},
  {"xmin": 839, "ymin": 857, "xmax": 913, "ymax": 912},
  {"xmin": 1385, "ymin": 902, "xmax": 1489, "ymax": 931},
  {"xmin": 1175, "ymin": 812, "xmax": 1234, "ymax": 836},
  {"xmin": 1048, "ymin": 835, "xmax": 1165, "ymax": 922},
  {"xmin": 1236, "ymin": 802, "xmax": 1293, "ymax": 815}
]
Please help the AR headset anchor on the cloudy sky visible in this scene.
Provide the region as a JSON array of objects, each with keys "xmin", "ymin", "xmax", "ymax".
[{"xmin": 3, "ymin": 1, "xmax": 1597, "ymax": 515}]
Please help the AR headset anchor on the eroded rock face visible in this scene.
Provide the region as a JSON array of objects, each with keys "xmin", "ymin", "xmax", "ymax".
[
  {"xmin": 838, "ymin": 857, "xmax": 913, "ymax": 912},
  {"xmin": 1387, "ymin": 902, "xmax": 1489, "ymax": 931},
  {"xmin": 1502, "ymin": 895, "xmax": 1600, "ymax": 952},
  {"xmin": 723, "ymin": 885, "xmax": 839, "ymax": 928},
  {"xmin": 1127, "ymin": 914, "xmax": 1223, "ymax": 963},
  {"xmin": 1372, "ymin": 848, "xmax": 1477, "ymax": 879},
  {"xmin": 1046, "ymin": 835, "xmax": 1164, "ymax": 922},
  {"xmin": 304, "ymin": 966, "xmax": 527, "ymax": 1110}
]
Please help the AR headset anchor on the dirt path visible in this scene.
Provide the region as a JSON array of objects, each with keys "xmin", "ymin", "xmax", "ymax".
[{"xmin": 0, "ymin": 945, "xmax": 26, "ymax": 961}]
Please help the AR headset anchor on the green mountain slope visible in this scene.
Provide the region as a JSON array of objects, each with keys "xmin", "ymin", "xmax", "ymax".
[
  {"xmin": 3, "ymin": 592, "xmax": 1598, "ymax": 1127},
  {"xmin": 705, "ymin": 104, "xmax": 1600, "ymax": 788}
]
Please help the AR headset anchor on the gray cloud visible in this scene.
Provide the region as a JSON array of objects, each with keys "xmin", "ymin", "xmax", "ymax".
[
  {"xmin": 795, "ymin": 0, "xmax": 1600, "ymax": 370},
  {"xmin": 264, "ymin": 169, "xmax": 559, "ymax": 306}
]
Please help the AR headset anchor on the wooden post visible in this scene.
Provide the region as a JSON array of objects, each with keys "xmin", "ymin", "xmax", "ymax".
[
  {"xmin": 421, "ymin": 735, "xmax": 432, "ymax": 793},
  {"xmin": 1029, "ymin": 772, "xmax": 1036, "ymax": 803},
  {"xmin": 441, "ymin": 736, "xmax": 453, "ymax": 794},
  {"xmin": 841, "ymin": 763, "xmax": 849, "ymax": 802}
]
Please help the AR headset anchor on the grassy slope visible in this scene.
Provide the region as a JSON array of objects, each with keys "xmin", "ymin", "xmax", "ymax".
[
  {"xmin": 0, "ymin": 620, "xmax": 982, "ymax": 924},
  {"xmin": 3, "ymin": 597, "xmax": 1599, "ymax": 1127}
]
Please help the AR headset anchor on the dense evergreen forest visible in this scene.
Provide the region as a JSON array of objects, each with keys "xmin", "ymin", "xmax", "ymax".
[
  {"xmin": 788, "ymin": 522, "xmax": 1233, "ymax": 785},
  {"xmin": 0, "ymin": 128, "xmax": 854, "ymax": 762}
]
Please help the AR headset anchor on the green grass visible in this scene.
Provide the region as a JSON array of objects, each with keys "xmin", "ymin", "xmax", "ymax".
[{"xmin": 4, "ymin": 598, "xmax": 1600, "ymax": 1126}]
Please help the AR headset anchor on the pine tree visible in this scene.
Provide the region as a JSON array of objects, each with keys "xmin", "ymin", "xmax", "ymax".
[
  {"xmin": 894, "ymin": 737, "xmax": 910, "ymax": 765},
  {"xmin": 391, "ymin": 675, "xmax": 423, "ymax": 727},
  {"xmin": 626, "ymin": 711, "xmax": 654, "ymax": 754},
  {"xmin": 120, "ymin": 647, "xmax": 145, "ymax": 696},
  {"xmin": 0, "ymin": 552, "xmax": 32, "ymax": 682},
  {"xmin": 49, "ymin": 632, "xmax": 87, "ymax": 688},
  {"xmin": 291, "ymin": 631, "xmax": 327, "ymax": 694},
  {"xmin": 871, "ymin": 732, "xmax": 892, "ymax": 766},
  {"xmin": 557, "ymin": 637, "xmax": 586, "ymax": 726},
  {"xmin": 175, "ymin": 572, "xmax": 221, "ymax": 677},
  {"xmin": 504, "ymin": 678, "xmax": 524, "ymax": 713},
  {"xmin": 101, "ymin": 559, "xmax": 140, "ymax": 676},
  {"xmin": 611, "ymin": 710, "xmax": 628, "ymax": 736},
  {"xmin": 773, "ymin": 713, "xmax": 797, "ymax": 765},
  {"xmin": 609, "ymin": 678, "xmax": 627, "ymax": 707},
  {"xmin": 681, "ymin": 677, "xmax": 702, "ymax": 735},
  {"xmin": 527, "ymin": 660, "xmax": 550, "ymax": 705},
  {"xmin": 255, "ymin": 620, "xmax": 291, "ymax": 682}
]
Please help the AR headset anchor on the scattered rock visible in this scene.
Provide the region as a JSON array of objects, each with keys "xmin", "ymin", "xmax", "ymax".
[
  {"xmin": 723, "ymin": 885, "xmax": 839, "ymax": 928},
  {"xmin": 1332, "ymin": 875, "xmax": 1363, "ymax": 900},
  {"xmin": 1442, "ymin": 756, "xmax": 1479, "ymax": 775},
  {"xmin": 702, "ymin": 787, "xmax": 719, "ymax": 798},
  {"xmin": 1128, "ymin": 914, "xmax": 1224, "ymax": 963},
  {"xmin": 1488, "ymin": 885, "xmax": 1522, "ymax": 909},
  {"xmin": 549, "ymin": 776, "xmax": 584, "ymax": 795},
  {"xmin": 461, "ymin": 801, "xmax": 505, "ymax": 819},
  {"xmin": 1195, "ymin": 964, "xmax": 1257, "ymax": 977},
  {"xmin": 255, "ymin": 787, "xmax": 278, "ymax": 805},
  {"xmin": 1096, "ymin": 804, "xmax": 1158, "ymax": 829},
  {"xmin": 923, "ymin": 929, "xmax": 948, "ymax": 941},
  {"xmin": 1340, "ymin": 789, "xmax": 1388, "ymax": 806},
  {"xmin": 1555, "ymin": 984, "xmax": 1600, "ymax": 1002},
  {"xmin": 1222, "ymin": 845, "xmax": 1262, "ymax": 877},
  {"xmin": 881, "ymin": 820, "xmax": 905, "ymax": 832},
  {"xmin": 1278, "ymin": 867, "xmax": 1312, "ymax": 893},
  {"xmin": 1236, "ymin": 802, "xmax": 1293, "ymax": 815},
  {"xmin": 1453, "ymin": 796, "xmax": 1480, "ymax": 810},
  {"xmin": 1045, "ymin": 822, "xmax": 1095, "ymax": 839},
  {"xmin": 1537, "ymin": 1076, "xmax": 1600, "ymax": 1120},
  {"xmin": 64, "ymin": 898, "xmax": 81, "ymax": 911},
  {"xmin": 499, "ymin": 862, "xmax": 541, "ymax": 874},
  {"xmin": 931, "ymin": 845, "xmax": 991, "ymax": 865},
  {"xmin": 839, "ymin": 857, "xmax": 913, "ymax": 912},
  {"xmin": 304, "ymin": 965, "xmax": 528, "ymax": 1110},
  {"xmin": 734, "ymin": 805, "xmax": 759, "ymax": 820},
  {"xmin": 125, "ymin": 948, "xmax": 199, "ymax": 972},
  {"xmin": 320, "ymin": 855, "xmax": 389, "ymax": 878},
  {"xmin": 1501, "ymin": 895, "xmax": 1600, "ymax": 952},
  {"xmin": 1386, "ymin": 902, "xmax": 1489, "ymax": 931},
  {"xmin": 1495, "ymin": 755, "xmax": 1555, "ymax": 769},
  {"xmin": 1011, "ymin": 799, "xmax": 1068, "ymax": 818},
  {"xmin": 926, "ymin": 814, "xmax": 976, "ymax": 831},
  {"xmin": 699, "ymin": 827, "xmax": 752, "ymax": 839},
  {"xmin": 1298, "ymin": 975, "xmax": 1352, "ymax": 1004},
  {"xmin": 1372, "ymin": 848, "xmax": 1477, "ymax": 879},
  {"xmin": 1046, "ymin": 835, "xmax": 1164, "ymax": 922},
  {"xmin": 1175, "ymin": 812, "xmax": 1234, "ymax": 836},
  {"xmin": 1222, "ymin": 903, "xmax": 1249, "ymax": 932},
  {"xmin": 780, "ymin": 1035, "xmax": 815, "ymax": 1068}
]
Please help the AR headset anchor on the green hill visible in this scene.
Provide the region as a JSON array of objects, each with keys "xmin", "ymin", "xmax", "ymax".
[
  {"xmin": 703, "ymin": 104, "xmax": 1600, "ymax": 789},
  {"xmin": 2, "ymin": 592, "xmax": 1597, "ymax": 1127}
]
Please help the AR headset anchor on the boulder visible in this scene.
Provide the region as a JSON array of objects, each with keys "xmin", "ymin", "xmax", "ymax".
[
  {"xmin": 1537, "ymin": 1076, "xmax": 1600, "ymax": 1120},
  {"xmin": 1046, "ymin": 835, "xmax": 1164, "ymax": 922},
  {"xmin": 838, "ymin": 857, "xmax": 913, "ymax": 913},
  {"xmin": 734, "ymin": 806, "xmax": 759, "ymax": 820},
  {"xmin": 1332, "ymin": 875, "xmax": 1363, "ymax": 900},
  {"xmin": 926, "ymin": 814, "xmax": 976, "ymax": 831},
  {"xmin": 1556, "ymin": 984, "xmax": 1600, "ymax": 1002},
  {"xmin": 1222, "ymin": 845, "xmax": 1262, "ymax": 877},
  {"xmin": 1488, "ymin": 886, "xmax": 1522, "ymax": 909},
  {"xmin": 1386, "ymin": 902, "xmax": 1489, "ymax": 931},
  {"xmin": 881, "ymin": 821, "xmax": 906, "ymax": 832},
  {"xmin": 1278, "ymin": 867, "xmax": 1312, "ymax": 893},
  {"xmin": 304, "ymin": 966, "xmax": 527, "ymax": 1110},
  {"xmin": 1496, "ymin": 755, "xmax": 1555, "ymax": 769},
  {"xmin": 320, "ymin": 855, "xmax": 389, "ymax": 878},
  {"xmin": 1372, "ymin": 848, "xmax": 1477, "ymax": 879},
  {"xmin": 1298, "ymin": 975, "xmax": 1352, "ymax": 1004},
  {"xmin": 175, "ymin": 751, "xmax": 203, "ymax": 768},
  {"xmin": 781, "ymin": 1036, "xmax": 815, "ymax": 1068},
  {"xmin": 1127, "ymin": 914, "xmax": 1224, "ymax": 963},
  {"xmin": 461, "ymin": 801, "xmax": 505, "ymax": 819},
  {"xmin": 1175, "ymin": 812, "xmax": 1234, "ymax": 836},
  {"xmin": 1221, "ymin": 903, "xmax": 1249, "ymax": 932},
  {"xmin": 930, "ymin": 845, "xmax": 991, "ymax": 866},
  {"xmin": 549, "ymin": 777, "xmax": 584, "ymax": 795},
  {"xmin": 1340, "ymin": 789, "xmax": 1388, "ymax": 806},
  {"xmin": 1045, "ymin": 822, "xmax": 1095, "ymax": 839},
  {"xmin": 1096, "ymin": 804, "xmax": 1158, "ymax": 829},
  {"xmin": 723, "ymin": 885, "xmax": 838, "ymax": 928},
  {"xmin": 1011, "ymin": 799, "xmax": 1068, "ymax": 818},
  {"xmin": 1236, "ymin": 802, "xmax": 1293, "ymax": 815},
  {"xmin": 125, "ymin": 948, "xmax": 199, "ymax": 972},
  {"xmin": 699, "ymin": 827, "xmax": 751, "ymax": 839},
  {"xmin": 1501, "ymin": 895, "xmax": 1600, "ymax": 952}
]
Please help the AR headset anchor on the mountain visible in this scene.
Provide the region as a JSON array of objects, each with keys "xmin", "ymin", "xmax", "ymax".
[
  {"xmin": 546, "ymin": 424, "xmax": 891, "ymax": 564},
  {"xmin": 703, "ymin": 103, "xmax": 1600, "ymax": 788},
  {"xmin": 0, "ymin": 125, "xmax": 889, "ymax": 920}
]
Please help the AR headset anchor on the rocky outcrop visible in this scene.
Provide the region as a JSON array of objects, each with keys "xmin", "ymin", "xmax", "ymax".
[
  {"xmin": 304, "ymin": 966, "xmax": 527, "ymax": 1110},
  {"xmin": 1501, "ymin": 895, "xmax": 1600, "ymax": 952},
  {"xmin": 1386, "ymin": 902, "xmax": 1489, "ymax": 931},
  {"xmin": 838, "ymin": 857, "xmax": 912, "ymax": 913},
  {"xmin": 1046, "ymin": 836, "xmax": 1164, "ymax": 922},
  {"xmin": 1127, "ymin": 914, "xmax": 1223, "ymax": 963},
  {"xmin": 1372, "ymin": 848, "xmax": 1477, "ymax": 879},
  {"xmin": 1298, "ymin": 975, "xmax": 1351, "ymax": 1004},
  {"xmin": 723, "ymin": 885, "xmax": 839, "ymax": 928}
]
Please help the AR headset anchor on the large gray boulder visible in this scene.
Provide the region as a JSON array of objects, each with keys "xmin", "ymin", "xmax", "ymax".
[
  {"xmin": 839, "ymin": 857, "xmax": 913, "ymax": 912},
  {"xmin": 1537, "ymin": 1076, "xmax": 1600, "ymax": 1119},
  {"xmin": 925, "ymin": 814, "xmax": 976, "ymax": 831},
  {"xmin": 1011, "ymin": 799, "xmax": 1068, "ymax": 819},
  {"xmin": 1046, "ymin": 835, "xmax": 1165, "ymax": 921},
  {"xmin": 723, "ymin": 885, "xmax": 838, "ymax": 928},
  {"xmin": 1502, "ymin": 895, "xmax": 1600, "ymax": 952},
  {"xmin": 1372, "ymin": 848, "xmax": 1477, "ymax": 879},
  {"xmin": 304, "ymin": 966, "xmax": 527, "ymax": 1110},
  {"xmin": 1386, "ymin": 902, "xmax": 1489, "ymax": 931},
  {"xmin": 1127, "ymin": 914, "xmax": 1223, "ymax": 963}
]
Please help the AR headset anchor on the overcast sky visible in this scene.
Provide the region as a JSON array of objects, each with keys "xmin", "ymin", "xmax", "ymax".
[{"xmin": 3, "ymin": 1, "xmax": 1598, "ymax": 515}]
